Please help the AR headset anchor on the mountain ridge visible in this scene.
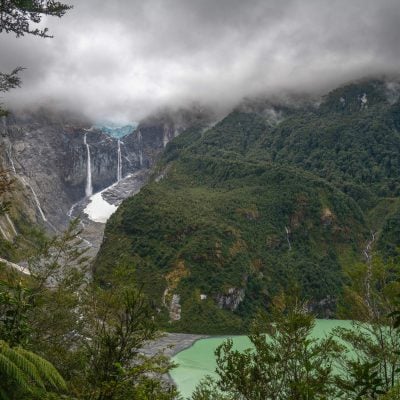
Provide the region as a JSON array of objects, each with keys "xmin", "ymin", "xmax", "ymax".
[{"xmin": 95, "ymin": 78, "xmax": 400, "ymax": 333}]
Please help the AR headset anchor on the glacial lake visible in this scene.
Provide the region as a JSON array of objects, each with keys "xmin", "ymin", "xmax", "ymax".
[{"xmin": 170, "ymin": 319, "xmax": 353, "ymax": 398}]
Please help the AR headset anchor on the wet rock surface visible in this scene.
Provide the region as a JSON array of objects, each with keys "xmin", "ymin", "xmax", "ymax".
[{"xmin": 68, "ymin": 170, "xmax": 150, "ymax": 260}]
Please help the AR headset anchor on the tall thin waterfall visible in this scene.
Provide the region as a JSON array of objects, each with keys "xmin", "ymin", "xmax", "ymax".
[
  {"xmin": 0, "ymin": 225, "xmax": 8, "ymax": 240},
  {"xmin": 20, "ymin": 177, "xmax": 47, "ymax": 222},
  {"xmin": 163, "ymin": 127, "xmax": 169, "ymax": 148},
  {"xmin": 6, "ymin": 144, "xmax": 16, "ymax": 174},
  {"xmin": 5, "ymin": 214, "xmax": 17, "ymax": 236},
  {"xmin": 117, "ymin": 139, "xmax": 122, "ymax": 181},
  {"xmin": 138, "ymin": 130, "xmax": 143, "ymax": 167},
  {"xmin": 6, "ymin": 144, "xmax": 45, "ymax": 223},
  {"xmin": 84, "ymin": 133, "xmax": 93, "ymax": 197}
]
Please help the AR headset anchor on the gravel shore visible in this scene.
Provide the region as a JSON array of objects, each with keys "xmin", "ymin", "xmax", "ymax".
[{"xmin": 140, "ymin": 332, "xmax": 209, "ymax": 358}]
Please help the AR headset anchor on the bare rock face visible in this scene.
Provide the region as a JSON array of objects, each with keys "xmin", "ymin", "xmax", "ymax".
[
  {"xmin": 307, "ymin": 296, "xmax": 336, "ymax": 318},
  {"xmin": 216, "ymin": 287, "xmax": 245, "ymax": 311},
  {"xmin": 0, "ymin": 106, "xmax": 214, "ymax": 259},
  {"xmin": 169, "ymin": 294, "xmax": 182, "ymax": 321},
  {"xmin": 0, "ymin": 109, "xmax": 200, "ymax": 232}
]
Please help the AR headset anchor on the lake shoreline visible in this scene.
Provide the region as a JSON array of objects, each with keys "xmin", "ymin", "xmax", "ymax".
[
  {"xmin": 170, "ymin": 319, "xmax": 355, "ymax": 398},
  {"xmin": 141, "ymin": 332, "xmax": 210, "ymax": 358},
  {"xmin": 140, "ymin": 332, "xmax": 210, "ymax": 390}
]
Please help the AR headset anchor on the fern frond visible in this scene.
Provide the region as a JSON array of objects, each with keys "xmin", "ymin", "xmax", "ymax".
[
  {"xmin": 0, "ymin": 386, "xmax": 10, "ymax": 400},
  {"xmin": 0, "ymin": 353, "xmax": 31, "ymax": 393},
  {"xmin": 1, "ymin": 345, "xmax": 45, "ymax": 389},
  {"xmin": 0, "ymin": 340, "xmax": 66, "ymax": 397},
  {"xmin": 17, "ymin": 348, "xmax": 67, "ymax": 390}
]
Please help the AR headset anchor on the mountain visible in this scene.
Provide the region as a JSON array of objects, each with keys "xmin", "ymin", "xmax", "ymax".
[
  {"xmin": 0, "ymin": 106, "xmax": 213, "ymax": 262},
  {"xmin": 95, "ymin": 79, "xmax": 400, "ymax": 333}
]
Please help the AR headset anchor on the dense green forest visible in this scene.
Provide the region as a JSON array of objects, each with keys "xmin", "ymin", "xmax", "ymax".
[
  {"xmin": 2, "ymin": 78, "xmax": 400, "ymax": 398},
  {"xmin": 96, "ymin": 79, "xmax": 400, "ymax": 333}
]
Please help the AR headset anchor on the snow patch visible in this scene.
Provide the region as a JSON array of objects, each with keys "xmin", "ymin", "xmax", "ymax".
[{"xmin": 84, "ymin": 191, "xmax": 117, "ymax": 223}]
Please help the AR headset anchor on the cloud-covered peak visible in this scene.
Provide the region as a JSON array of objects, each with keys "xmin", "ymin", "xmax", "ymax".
[{"xmin": 1, "ymin": 0, "xmax": 400, "ymax": 121}]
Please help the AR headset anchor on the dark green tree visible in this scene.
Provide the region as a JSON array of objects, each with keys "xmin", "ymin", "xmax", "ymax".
[
  {"xmin": 80, "ymin": 286, "xmax": 178, "ymax": 400},
  {"xmin": 0, "ymin": 339, "xmax": 67, "ymax": 399},
  {"xmin": 334, "ymin": 258, "xmax": 400, "ymax": 397},
  {"xmin": 337, "ymin": 360, "xmax": 386, "ymax": 400},
  {"xmin": 192, "ymin": 294, "xmax": 342, "ymax": 400}
]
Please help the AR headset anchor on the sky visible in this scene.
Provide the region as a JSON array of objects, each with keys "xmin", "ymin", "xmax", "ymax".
[{"xmin": 1, "ymin": 0, "xmax": 400, "ymax": 122}]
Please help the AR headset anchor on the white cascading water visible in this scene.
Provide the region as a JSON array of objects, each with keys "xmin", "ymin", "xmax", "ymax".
[
  {"xmin": 138, "ymin": 130, "xmax": 143, "ymax": 167},
  {"xmin": 163, "ymin": 127, "xmax": 169, "ymax": 148},
  {"xmin": 20, "ymin": 177, "xmax": 47, "ymax": 222},
  {"xmin": 117, "ymin": 139, "xmax": 122, "ymax": 181},
  {"xmin": 6, "ymin": 144, "xmax": 16, "ymax": 174},
  {"xmin": 84, "ymin": 133, "xmax": 93, "ymax": 197},
  {"xmin": 0, "ymin": 225, "xmax": 9, "ymax": 240},
  {"xmin": 285, "ymin": 226, "xmax": 291, "ymax": 251},
  {"xmin": 6, "ymin": 143, "xmax": 46, "ymax": 223},
  {"xmin": 5, "ymin": 214, "xmax": 17, "ymax": 236},
  {"xmin": 67, "ymin": 202, "xmax": 78, "ymax": 218}
]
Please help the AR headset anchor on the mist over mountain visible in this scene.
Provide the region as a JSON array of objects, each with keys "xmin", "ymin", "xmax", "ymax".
[
  {"xmin": 4, "ymin": 1, "xmax": 400, "ymax": 398},
  {"xmin": 1, "ymin": 0, "xmax": 400, "ymax": 122}
]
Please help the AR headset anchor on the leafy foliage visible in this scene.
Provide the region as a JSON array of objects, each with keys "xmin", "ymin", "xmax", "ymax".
[
  {"xmin": 97, "ymin": 147, "xmax": 367, "ymax": 332},
  {"xmin": 337, "ymin": 361, "xmax": 386, "ymax": 399},
  {"xmin": 0, "ymin": 339, "xmax": 66, "ymax": 399},
  {"xmin": 80, "ymin": 286, "xmax": 178, "ymax": 400},
  {"xmin": 0, "ymin": 0, "xmax": 72, "ymax": 38},
  {"xmin": 0, "ymin": 220, "xmax": 178, "ymax": 399},
  {"xmin": 334, "ymin": 258, "xmax": 400, "ymax": 397},
  {"xmin": 192, "ymin": 295, "xmax": 342, "ymax": 400}
]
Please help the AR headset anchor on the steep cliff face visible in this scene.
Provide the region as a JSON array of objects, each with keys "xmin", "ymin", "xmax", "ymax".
[
  {"xmin": 0, "ymin": 111, "xmax": 137, "ymax": 230},
  {"xmin": 0, "ymin": 106, "xmax": 213, "ymax": 255}
]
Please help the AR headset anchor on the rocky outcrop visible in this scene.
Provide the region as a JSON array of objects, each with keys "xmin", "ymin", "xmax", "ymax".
[
  {"xmin": 216, "ymin": 287, "xmax": 245, "ymax": 311},
  {"xmin": 307, "ymin": 296, "xmax": 336, "ymax": 319},
  {"xmin": 169, "ymin": 294, "xmax": 182, "ymax": 321}
]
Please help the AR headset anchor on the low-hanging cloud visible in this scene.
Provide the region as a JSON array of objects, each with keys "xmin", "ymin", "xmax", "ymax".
[{"xmin": 1, "ymin": 0, "xmax": 400, "ymax": 122}]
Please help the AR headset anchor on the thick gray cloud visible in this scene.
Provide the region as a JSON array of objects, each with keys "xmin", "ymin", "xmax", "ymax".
[{"xmin": 1, "ymin": 0, "xmax": 400, "ymax": 121}]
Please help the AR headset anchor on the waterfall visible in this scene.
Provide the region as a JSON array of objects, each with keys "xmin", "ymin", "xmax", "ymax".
[
  {"xmin": 67, "ymin": 201, "xmax": 79, "ymax": 218},
  {"xmin": 163, "ymin": 127, "xmax": 169, "ymax": 148},
  {"xmin": 0, "ymin": 225, "xmax": 10, "ymax": 241},
  {"xmin": 84, "ymin": 133, "xmax": 93, "ymax": 197},
  {"xmin": 20, "ymin": 177, "xmax": 47, "ymax": 222},
  {"xmin": 285, "ymin": 226, "xmax": 291, "ymax": 251},
  {"xmin": 117, "ymin": 139, "xmax": 122, "ymax": 181},
  {"xmin": 6, "ymin": 144, "xmax": 46, "ymax": 224},
  {"xmin": 5, "ymin": 214, "xmax": 17, "ymax": 236},
  {"xmin": 138, "ymin": 130, "xmax": 143, "ymax": 167},
  {"xmin": 6, "ymin": 144, "xmax": 16, "ymax": 174}
]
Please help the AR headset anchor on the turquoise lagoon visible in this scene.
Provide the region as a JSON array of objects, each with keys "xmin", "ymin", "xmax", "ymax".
[{"xmin": 170, "ymin": 319, "xmax": 353, "ymax": 398}]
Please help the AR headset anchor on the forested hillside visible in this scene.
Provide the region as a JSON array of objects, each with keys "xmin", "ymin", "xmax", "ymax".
[{"xmin": 95, "ymin": 79, "xmax": 400, "ymax": 333}]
